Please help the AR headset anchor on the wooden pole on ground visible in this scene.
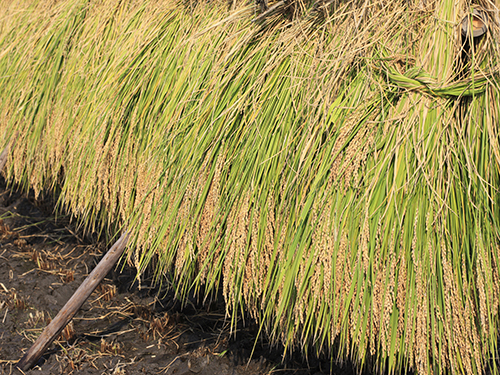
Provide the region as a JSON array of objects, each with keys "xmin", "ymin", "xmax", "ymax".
[{"xmin": 17, "ymin": 232, "xmax": 129, "ymax": 371}]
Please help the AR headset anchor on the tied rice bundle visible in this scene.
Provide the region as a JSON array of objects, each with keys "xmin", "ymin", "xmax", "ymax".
[{"xmin": 1, "ymin": 0, "xmax": 499, "ymax": 373}]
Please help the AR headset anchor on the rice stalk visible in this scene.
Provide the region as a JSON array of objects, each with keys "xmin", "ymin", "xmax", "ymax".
[{"xmin": 1, "ymin": 0, "xmax": 500, "ymax": 374}]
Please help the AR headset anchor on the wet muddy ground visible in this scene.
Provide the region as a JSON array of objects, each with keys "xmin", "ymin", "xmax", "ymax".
[{"xmin": 0, "ymin": 182, "xmax": 355, "ymax": 375}]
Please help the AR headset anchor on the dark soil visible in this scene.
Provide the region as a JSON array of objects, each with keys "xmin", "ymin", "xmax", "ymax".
[{"xmin": 0, "ymin": 181, "xmax": 355, "ymax": 375}]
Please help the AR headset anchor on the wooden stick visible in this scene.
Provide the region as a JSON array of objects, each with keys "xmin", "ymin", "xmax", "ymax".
[
  {"xmin": 0, "ymin": 131, "xmax": 19, "ymax": 171},
  {"xmin": 252, "ymin": 0, "xmax": 285, "ymax": 23},
  {"xmin": 17, "ymin": 232, "xmax": 129, "ymax": 371}
]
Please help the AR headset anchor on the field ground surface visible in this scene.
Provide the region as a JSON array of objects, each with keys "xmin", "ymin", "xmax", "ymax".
[{"xmin": 0, "ymin": 180, "xmax": 355, "ymax": 375}]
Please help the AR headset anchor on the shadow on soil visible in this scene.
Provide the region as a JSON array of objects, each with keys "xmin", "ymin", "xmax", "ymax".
[{"xmin": 0, "ymin": 179, "xmax": 360, "ymax": 375}]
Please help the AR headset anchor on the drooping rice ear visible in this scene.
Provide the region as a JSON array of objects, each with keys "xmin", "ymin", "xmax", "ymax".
[{"xmin": 1, "ymin": 0, "xmax": 500, "ymax": 374}]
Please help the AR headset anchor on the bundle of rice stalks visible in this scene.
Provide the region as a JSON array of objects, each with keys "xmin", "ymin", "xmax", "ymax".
[{"xmin": 1, "ymin": 0, "xmax": 500, "ymax": 373}]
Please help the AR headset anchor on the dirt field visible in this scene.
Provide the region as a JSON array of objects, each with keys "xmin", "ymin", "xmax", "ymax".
[{"xmin": 0, "ymin": 181, "xmax": 354, "ymax": 375}]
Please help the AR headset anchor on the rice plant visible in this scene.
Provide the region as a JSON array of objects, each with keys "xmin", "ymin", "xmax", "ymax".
[{"xmin": 1, "ymin": 0, "xmax": 500, "ymax": 373}]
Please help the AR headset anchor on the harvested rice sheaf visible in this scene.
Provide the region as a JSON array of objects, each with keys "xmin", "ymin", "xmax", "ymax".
[{"xmin": 1, "ymin": 0, "xmax": 500, "ymax": 373}]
